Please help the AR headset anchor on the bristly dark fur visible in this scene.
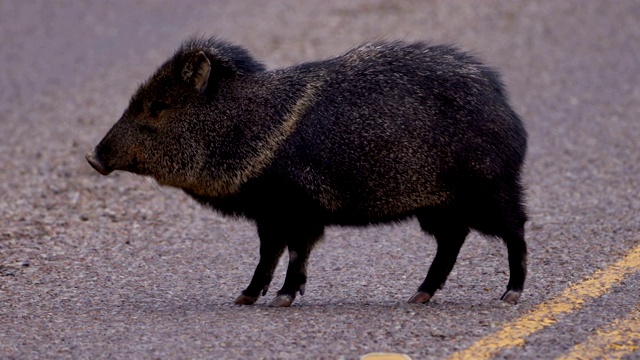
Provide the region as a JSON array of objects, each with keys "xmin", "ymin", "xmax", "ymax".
[{"xmin": 87, "ymin": 36, "xmax": 528, "ymax": 307}]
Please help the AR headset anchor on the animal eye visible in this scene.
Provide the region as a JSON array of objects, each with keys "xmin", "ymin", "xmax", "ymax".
[
  {"xmin": 139, "ymin": 123, "xmax": 157, "ymax": 133},
  {"xmin": 149, "ymin": 101, "xmax": 170, "ymax": 117}
]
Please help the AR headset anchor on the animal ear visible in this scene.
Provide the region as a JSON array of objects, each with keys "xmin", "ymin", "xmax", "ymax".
[{"xmin": 182, "ymin": 51, "xmax": 211, "ymax": 93}]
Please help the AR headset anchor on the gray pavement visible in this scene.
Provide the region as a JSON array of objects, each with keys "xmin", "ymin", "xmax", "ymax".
[{"xmin": 1, "ymin": 1, "xmax": 639, "ymax": 359}]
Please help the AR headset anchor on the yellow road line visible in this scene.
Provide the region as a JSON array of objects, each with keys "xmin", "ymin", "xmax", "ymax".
[
  {"xmin": 556, "ymin": 307, "xmax": 640, "ymax": 360},
  {"xmin": 448, "ymin": 244, "xmax": 640, "ymax": 360}
]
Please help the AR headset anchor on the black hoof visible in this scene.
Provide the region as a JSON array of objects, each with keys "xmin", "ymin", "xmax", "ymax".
[
  {"xmin": 234, "ymin": 294, "xmax": 259, "ymax": 305},
  {"xmin": 500, "ymin": 289, "xmax": 521, "ymax": 304},
  {"xmin": 408, "ymin": 291, "xmax": 432, "ymax": 304},
  {"xmin": 268, "ymin": 294, "xmax": 294, "ymax": 307}
]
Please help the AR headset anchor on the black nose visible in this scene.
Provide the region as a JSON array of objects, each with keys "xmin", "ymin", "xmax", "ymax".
[{"xmin": 85, "ymin": 149, "xmax": 113, "ymax": 176}]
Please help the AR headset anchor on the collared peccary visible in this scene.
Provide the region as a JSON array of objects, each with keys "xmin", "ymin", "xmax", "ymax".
[{"xmin": 86, "ymin": 37, "xmax": 527, "ymax": 307}]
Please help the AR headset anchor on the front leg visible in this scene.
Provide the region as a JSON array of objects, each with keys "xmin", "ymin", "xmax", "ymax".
[
  {"xmin": 234, "ymin": 224, "xmax": 286, "ymax": 305},
  {"xmin": 269, "ymin": 223, "xmax": 324, "ymax": 307}
]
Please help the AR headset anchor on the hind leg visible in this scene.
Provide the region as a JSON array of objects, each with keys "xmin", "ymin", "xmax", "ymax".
[
  {"xmin": 492, "ymin": 184, "xmax": 527, "ymax": 303},
  {"xmin": 473, "ymin": 183, "xmax": 528, "ymax": 304},
  {"xmin": 409, "ymin": 211, "xmax": 469, "ymax": 304},
  {"xmin": 498, "ymin": 222, "xmax": 527, "ymax": 303}
]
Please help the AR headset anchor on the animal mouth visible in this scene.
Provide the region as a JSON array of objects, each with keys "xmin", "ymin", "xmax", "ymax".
[{"xmin": 123, "ymin": 161, "xmax": 144, "ymax": 175}]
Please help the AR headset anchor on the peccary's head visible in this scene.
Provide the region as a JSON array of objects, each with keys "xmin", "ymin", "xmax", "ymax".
[{"xmin": 86, "ymin": 37, "xmax": 265, "ymax": 190}]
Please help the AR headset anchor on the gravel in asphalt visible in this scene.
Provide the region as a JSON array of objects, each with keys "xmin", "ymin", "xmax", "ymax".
[{"xmin": 1, "ymin": 1, "xmax": 639, "ymax": 359}]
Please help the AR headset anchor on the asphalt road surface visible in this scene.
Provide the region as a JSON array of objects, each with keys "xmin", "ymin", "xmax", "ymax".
[{"xmin": 1, "ymin": 1, "xmax": 639, "ymax": 359}]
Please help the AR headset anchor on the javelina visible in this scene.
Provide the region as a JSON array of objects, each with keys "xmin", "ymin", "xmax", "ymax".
[{"xmin": 86, "ymin": 37, "xmax": 528, "ymax": 307}]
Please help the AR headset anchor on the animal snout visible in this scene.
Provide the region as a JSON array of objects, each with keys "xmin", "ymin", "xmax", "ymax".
[{"xmin": 85, "ymin": 149, "xmax": 113, "ymax": 176}]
